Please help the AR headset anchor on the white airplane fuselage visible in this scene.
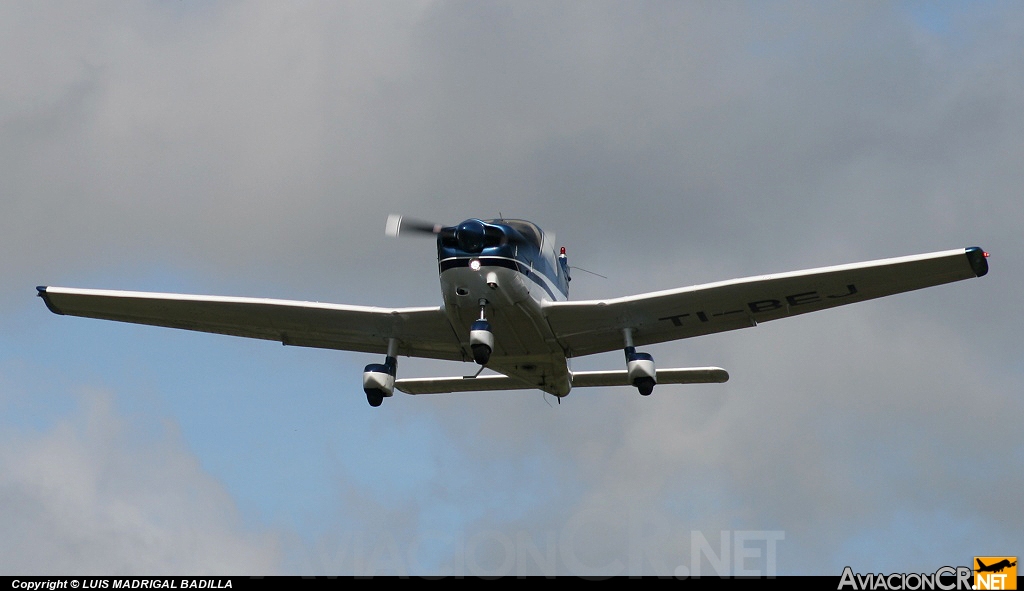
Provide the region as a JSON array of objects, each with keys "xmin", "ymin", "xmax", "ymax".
[{"xmin": 436, "ymin": 219, "xmax": 573, "ymax": 395}]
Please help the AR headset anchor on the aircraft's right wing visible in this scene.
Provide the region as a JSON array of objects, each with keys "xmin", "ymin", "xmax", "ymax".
[
  {"xmin": 37, "ymin": 287, "xmax": 465, "ymax": 361},
  {"xmin": 543, "ymin": 247, "xmax": 988, "ymax": 357}
]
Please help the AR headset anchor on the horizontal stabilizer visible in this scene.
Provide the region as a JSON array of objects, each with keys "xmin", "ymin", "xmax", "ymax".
[
  {"xmin": 396, "ymin": 367, "xmax": 728, "ymax": 395},
  {"xmin": 571, "ymin": 367, "xmax": 729, "ymax": 388},
  {"xmin": 396, "ymin": 374, "xmax": 534, "ymax": 395}
]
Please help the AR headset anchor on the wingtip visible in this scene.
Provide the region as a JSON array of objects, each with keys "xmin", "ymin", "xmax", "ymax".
[
  {"xmin": 36, "ymin": 286, "xmax": 64, "ymax": 315},
  {"xmin": 965, "ymin": 247, "xmax": 989, "ymax": 277}
]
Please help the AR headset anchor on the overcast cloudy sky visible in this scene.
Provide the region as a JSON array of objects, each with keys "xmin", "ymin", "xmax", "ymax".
[{"xmin": 1, "ymin": 1, "xmax": 1021, "ymax": 576}]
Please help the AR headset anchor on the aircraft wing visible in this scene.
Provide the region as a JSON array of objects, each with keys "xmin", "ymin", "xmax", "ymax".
[
  {"xmin": 543, "ymin": 247, "xmax": 989, "ymax": 357},
  {"xmin": 37, "ymin": 287, "xmax": 465, "ymax": 361}
]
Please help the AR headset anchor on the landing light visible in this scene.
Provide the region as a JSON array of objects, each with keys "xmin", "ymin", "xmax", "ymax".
[{"xmin": 470, "ymin": 259, "xmax": 481, "ymax": 271}]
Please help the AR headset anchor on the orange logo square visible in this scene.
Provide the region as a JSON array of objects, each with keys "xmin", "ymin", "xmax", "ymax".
[{"xmin": 974, "ymin": 557, "xmax": 1017, "ymax": 590}]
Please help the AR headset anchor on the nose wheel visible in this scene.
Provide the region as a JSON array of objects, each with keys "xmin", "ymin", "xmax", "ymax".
[{"xmin": 469, "ymin": 299, "xmax": 494, "ymax": 366}]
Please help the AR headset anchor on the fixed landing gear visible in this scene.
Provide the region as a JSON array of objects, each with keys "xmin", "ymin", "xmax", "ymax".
[
  {"xmin": 469, "ymin": 299, "xmax": 494, "ymax": 366},
  {"xmin": 363, "ymin": 338, "xmax": 398, "ymax": 407},
  {"xmin": 634, "ymin": 376, "xmax": 655, "ymax": 396},
  {"xmin": 623, "ymin": 328, "xmax": 657, "ymax": 396},
  {"xmin": 365, "ymin": 387, "xmax": 385, "ymax": 407}
]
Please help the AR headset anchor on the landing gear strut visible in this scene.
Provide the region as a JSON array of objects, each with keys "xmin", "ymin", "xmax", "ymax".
[
  {"xmin": 470, "ymin": 299, "xmax": 494, "ymax": 366},
  {"xmin": 623, "ymin": 328, "xmax": 656, "ymax": 396},
  {"xmin": 363, "ymin": 338, "xmax": 398, "ymax": 407}
]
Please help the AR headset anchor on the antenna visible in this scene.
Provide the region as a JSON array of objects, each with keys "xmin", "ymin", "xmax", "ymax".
[{"xmin": 570, "ymin": 266, "xmax": 608, "ymax": 279}]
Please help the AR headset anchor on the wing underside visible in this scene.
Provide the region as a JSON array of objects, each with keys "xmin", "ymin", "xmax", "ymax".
[
  {"xmin": 37, "ymin": 287, "xmax": 465, "ymax": 361},
  {"xmin": 543, "ymin": 247, "xmax": 988, "ymax": 357}
]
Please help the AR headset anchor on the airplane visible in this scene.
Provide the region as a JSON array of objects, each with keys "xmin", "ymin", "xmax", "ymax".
[
  {"xmin": 37, "ymin": 215, "xmax": 989, "ymax": 407},
  {"xmin": 976, "ymin": 558, "xmax": 1016, "ymax": 573}
]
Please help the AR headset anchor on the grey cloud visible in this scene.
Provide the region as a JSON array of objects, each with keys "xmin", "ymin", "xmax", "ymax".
[{"xmin": 0, "ymin": 390, "xmax": 279, "ymax": 574}]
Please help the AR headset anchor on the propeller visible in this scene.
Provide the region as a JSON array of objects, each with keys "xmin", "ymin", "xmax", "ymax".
[
  {"xmin": 385, "ymin": 214, "xmax": 451, "ymax": 238},
  {"xmin": 385, "ymin": 215, "xmax": 501, "ymax": 253}
]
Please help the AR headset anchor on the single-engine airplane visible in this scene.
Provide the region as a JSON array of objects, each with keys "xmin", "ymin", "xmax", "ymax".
[{"xmin": 37, "ymin": 216, "xmax": 989, "ymax": 407}]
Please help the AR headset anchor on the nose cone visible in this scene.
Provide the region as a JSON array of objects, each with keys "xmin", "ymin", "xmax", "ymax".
[{"xmin": 456, "ymin": 219, "xmax": 487, "ymax": 253}]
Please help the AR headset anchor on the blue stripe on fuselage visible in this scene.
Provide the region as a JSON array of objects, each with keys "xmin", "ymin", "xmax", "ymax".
[
  {"xmin": 436, "ymin": 219, "xmax": 569, "ymax": 300},
  {"xmin": 439, "ymin": 256, "xmax": 563, "ymax": 300}
]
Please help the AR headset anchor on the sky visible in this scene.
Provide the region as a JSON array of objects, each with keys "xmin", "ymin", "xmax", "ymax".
[{"xmin": 1, "ymin": 0, "xmax": 1021, "ymax": 576}]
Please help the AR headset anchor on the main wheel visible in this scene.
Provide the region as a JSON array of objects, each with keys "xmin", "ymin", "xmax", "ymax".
[
  {"xmin": 365, "ymin": 389, "xmax": 384, "ymax": 407},
  {"xmin": 635, "ymin": 377, "xmax": 655, "ymax": 396}
]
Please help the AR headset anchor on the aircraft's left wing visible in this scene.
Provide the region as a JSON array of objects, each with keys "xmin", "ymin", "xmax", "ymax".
[
  {"xmin": 37, "ymin": 287, "xmax": 465, "ymax": 361},
  {"xmin": 543, "ymin": 247, "xmax": 988, "ymax": 357}
]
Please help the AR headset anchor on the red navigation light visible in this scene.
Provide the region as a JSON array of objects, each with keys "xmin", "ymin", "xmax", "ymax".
[
  {"xmin": 983, "ymin": 251, "xmax": 990, "ymax": 257},
  {"xmin": 560, "ymin": 247, "xmax": 566, "ymax": 256}
]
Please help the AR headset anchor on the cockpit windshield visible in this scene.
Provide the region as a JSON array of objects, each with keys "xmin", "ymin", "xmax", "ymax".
[{"xmin": 494, "ymin": 219, "xmax": 543, "ymax": 249}]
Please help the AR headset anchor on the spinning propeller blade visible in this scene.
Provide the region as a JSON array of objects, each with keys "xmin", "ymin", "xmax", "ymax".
[{"xmin": 385, "ymin": 214, "xmax": 449, "ymax": 237}]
